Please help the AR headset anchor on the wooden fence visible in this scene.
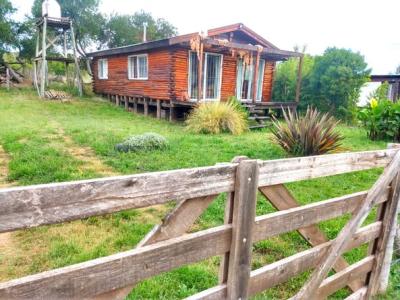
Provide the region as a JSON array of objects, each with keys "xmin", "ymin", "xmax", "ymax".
[{"xmin": 1, "ymin": 146, "xmax": 400, "ymax": 299}]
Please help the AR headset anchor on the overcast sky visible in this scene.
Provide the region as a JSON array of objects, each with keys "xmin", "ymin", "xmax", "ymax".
[{"xmin": 12, "ymin": 0, "xmax": 400, "ymax": 75}]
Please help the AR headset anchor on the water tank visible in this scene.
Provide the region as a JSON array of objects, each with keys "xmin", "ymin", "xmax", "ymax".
[{"xmin": 42, "ymin": 0, "xmax": 62, "ymax": 19}]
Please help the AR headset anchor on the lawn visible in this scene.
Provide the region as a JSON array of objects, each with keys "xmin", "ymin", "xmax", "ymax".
[{"xmin": 0, "ymin": 88, "xmax": 398, "ymax": 299}]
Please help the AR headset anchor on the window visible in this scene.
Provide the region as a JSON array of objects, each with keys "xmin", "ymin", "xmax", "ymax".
[
  {"xmin": 236, "ymin": 58, "xmax": 265, "ymax": 101},
  {"xmin": 98, "ymin": 59, "xmax": 108, "ymax": 79},
  {"xmin": 188, "ymin": 51, "xmax": 223, "ymax": 100},
  {"xmin": 128, "ymin": 54, "xmax": 148, "ymax": 79}
]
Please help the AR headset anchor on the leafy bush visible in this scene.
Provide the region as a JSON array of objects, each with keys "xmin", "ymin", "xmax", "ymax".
[
  {"xmin": 270, "ymin": 107, "xmax": 344, "ymax": 156},
  {"xmin": 115, "ymin": 133, "xmax": 168, "ymax": 152},
  {"xmin": 358, "ymin": 99, "xmax": 400, "ymax": 142},
  {"xmin": 186, "ymin": 100, "xmax": 248, "ymax": 135}
]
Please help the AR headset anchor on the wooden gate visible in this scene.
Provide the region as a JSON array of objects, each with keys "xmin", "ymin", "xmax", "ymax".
[{"xmin": 0, "ymin": 146, "xmax": 399, "ymax": 299}]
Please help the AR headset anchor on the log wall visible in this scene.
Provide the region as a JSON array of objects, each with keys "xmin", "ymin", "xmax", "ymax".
[
  {"xmin": 92, "ymin": 49, "xmax": 172, "ymax": 100},
  {"xmin": 92, "ymin": 46, "xmax": 276, "ymax": 103}
]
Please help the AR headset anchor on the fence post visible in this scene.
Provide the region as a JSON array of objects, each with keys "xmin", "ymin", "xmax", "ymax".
[
  {"xmin": 226, "ymin": 159, "xmax": 259, "ymax": 300},
  {"xmin": 218, "ymin": 156, "xmax": 249, "ymax": 284},
  {"xmin": 370, "ymin": 143, "xmax": 400, "ymax": 294}
]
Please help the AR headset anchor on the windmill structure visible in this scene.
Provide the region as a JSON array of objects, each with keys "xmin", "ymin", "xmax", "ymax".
[{"xmin": 33, "ymin": 0, "xmax": 82, "ymax": 97}]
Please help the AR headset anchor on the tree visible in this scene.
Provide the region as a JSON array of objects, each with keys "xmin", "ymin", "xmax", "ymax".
[
  {"xmin": 306, "ymin": 48, "xmax": 370, "ymax": 120},
  {"xmin": 0, "ymin": 0, "xmax": 17, "ymax": 62},
  {"xmin": 31, "ymin": 0, "xmax": 105, "ymax": 55},
  {"xmin": 101, "ymin": 11, "xmax": 177, "ymax": 48},
  {"xmin": 272, "ymin": 54, "xmax": 314, "ymax": 102}
]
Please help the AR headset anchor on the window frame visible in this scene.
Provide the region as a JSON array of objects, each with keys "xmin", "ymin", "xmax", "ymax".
[
  {"xmin": 188, "ymin": 51, "xmax": 223, "ymax": 101},
  {"xmin": 98, "ymin": 58, "xmax": 108, "ymax": 80},
  {"xmin": 128, "ymin": 54, "xmax": 148, "ymax": 80},
  {"xmin": 236, "ymin": 58, "xmax": 265, "ymax": 102}
]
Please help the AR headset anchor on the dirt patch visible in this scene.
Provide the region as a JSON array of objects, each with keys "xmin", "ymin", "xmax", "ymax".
[
  {"xmin": 47, "ymin": 121, "xmax": 118, "ymax": 177},
  {"xmin": 0, "ymin": 145, "xmax": 14, "ymax": 188}
]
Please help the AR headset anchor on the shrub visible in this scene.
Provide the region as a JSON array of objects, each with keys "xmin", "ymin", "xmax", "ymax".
[
  {"xmin": 115, "ymin": 133, "xmax": 168, "ymax": 152},
  {"xmin": 270, "ymin": 107, "xmax": 344, "ymax": 156},
  {"xmin": 358, "ymin": 99, "xmax": 400, "ymax": 142},
  {"xmin": 185, "ymin": 101, "xmax": 248, "ymax": 135}
]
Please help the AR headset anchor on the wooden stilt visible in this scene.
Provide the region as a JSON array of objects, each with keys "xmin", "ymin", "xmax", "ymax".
[
  {"xmin": 115, "ymin": 95, "xmax": 119, "ymax": 106},
  {"xmin": 133, "ymin": 98, "xmax": 138, "ymax": 113},
  {"xmin": 156, "ymin": 100, "xmax": 161, "ymax": 119},
  {"xmin": 124, "ymin": 96, "xmax": 128, "ymax": 110},
  {"xmin": 144, "ymin": 98, "xmax": 149, "ymax": 116},
  {"xmin": 169, "ymin": 102, "xmax": 175, "ymax": 122},
  {"xmin": 70, "ymin": 20, "xmax": 82, "ymax": 97},
  {"xmin": 40, "ymin": 17, "xmax": 47, "ymax": 97}
]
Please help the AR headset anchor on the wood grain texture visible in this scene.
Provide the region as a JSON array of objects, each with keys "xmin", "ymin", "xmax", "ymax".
[
  {"xmin": 0, "ymin": 164, "xmax": 236, "ymax": 233},
  {"xmin": 218, "ymin": 156, "xmax": 249, "ymax": 285},
  {"xmin": 293, "ymin": 150, "xmax": 400, "ymax": 300},
  {"xmin": 226, "ymin": 160, "xmax": 259, "ymax": 299},
  {"xmin": 1, "ymin": 148, "xmax": 395, "ymax": 234},
  {"xmin": 1, "ymin": 190, "xmax": 385, "ymax": 299},
  {"xmin": 92, "ymin": 49, "xmax": 172, "ymax": 100},
  {"xmin": 252, "ymin": 189, "xmax": 388, "ymax": 243},
  {"xmin": 344, "ymin": 287, "xmax": 368, "ymax": 300},
  {"xmin": 260, "ymin": 184, "xmax": 364, "ymax": 292},
  {"xmin": 367, "ymin": 172, "xmax": 400, "ymax": 296},
  {"xmin": 95, "ymin": 195, "xmax": 218, "ymax": 300},
  {"xmin": 316, "ymin": 256, "xmax": 374, "ymax": 298},
  {"xmin": 186, "ymin": 222, "xmax": 381, "ymax": 300},
  {"xmin": 258, "ymin": 148, "xmax": 398, "ymax": 187},
  {"xmin": 0, "ymin": 225, "xmax": 232, "ymax": 299}
]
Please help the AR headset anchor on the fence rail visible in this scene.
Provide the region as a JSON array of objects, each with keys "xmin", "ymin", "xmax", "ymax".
[{"xmin": 0, "ymin": 147, "xmax": 399, "ymax": 299}]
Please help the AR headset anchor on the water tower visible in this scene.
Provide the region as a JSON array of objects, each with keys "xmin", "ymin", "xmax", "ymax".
[{"xmin": 33, "ymin": 0, "xmax": 82, "ymax": 97}]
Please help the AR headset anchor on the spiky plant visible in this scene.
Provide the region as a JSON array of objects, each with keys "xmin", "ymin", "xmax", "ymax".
[{"xmin": 270, "ymin": 107, "xmax": 344, "ymax": 156}]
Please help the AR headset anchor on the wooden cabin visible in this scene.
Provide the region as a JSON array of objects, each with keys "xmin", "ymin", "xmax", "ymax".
[{"xmin": 88, "ymin": 23, "xmax": 303, "ymax": 121}]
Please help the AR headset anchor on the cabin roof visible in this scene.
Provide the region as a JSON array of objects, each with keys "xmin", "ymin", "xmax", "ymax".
[
  {"xmin": 207, "ymin": 23, "xmax": 278, "ymax": 49},
  {"xmin": 87, "ymin": 23, "xmax": 300, "ymax": 60}
]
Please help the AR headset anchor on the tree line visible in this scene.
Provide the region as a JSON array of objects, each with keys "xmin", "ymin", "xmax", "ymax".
[
  {"xmin": 273, "ymin": 47, "xmax": 371, "ymax": 121},
  {"xmin": 0, "ymin": 0, "xmax": 177, "ymax": 61}
]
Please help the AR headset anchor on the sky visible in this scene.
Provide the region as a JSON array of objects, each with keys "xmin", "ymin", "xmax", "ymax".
[{"xmin": 10, "ymin": 0, "xmax": 400, "ymax": 102}]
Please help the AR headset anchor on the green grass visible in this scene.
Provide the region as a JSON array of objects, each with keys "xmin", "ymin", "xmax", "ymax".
[{"xmin": 0, "ymin": 87, "xmax": 398, "ymax": 299}]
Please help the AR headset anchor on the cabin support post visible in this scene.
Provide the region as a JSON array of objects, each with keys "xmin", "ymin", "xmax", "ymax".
[
  {"xmin": 144, "ymin": 98, "xmax": 149, "ymax": 116},
  {"xmin": 226, "ymin": 159, "xmax": 259, "ymax": 300},
  {"xmin": 156, "ymin": 100, "xmax": 161, "ymax": 119},
  {"xmin": 197, "ymin": 36, "xmax": 204, "ymax": 101},
  {"xmin": 252, "ymin": 47, "xmax": 262, "ymax": 103},
  {"xmin": 169, "ymin": 102, "xmax": 175, "ymax": 122},
  {"xmin": 295, "ymin": 55, "xmax": 304, "ymax": 103},
  {"xmin": 116, "ymin": 95, "xmax": 120, "ymax": 106},
  {"xmin": 133, "ymin": 98, "xmax": 138, "ymax": 113},
  {"xmin": 124, "ymin": 96, "xmax": 128, "ymax": 111}
]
